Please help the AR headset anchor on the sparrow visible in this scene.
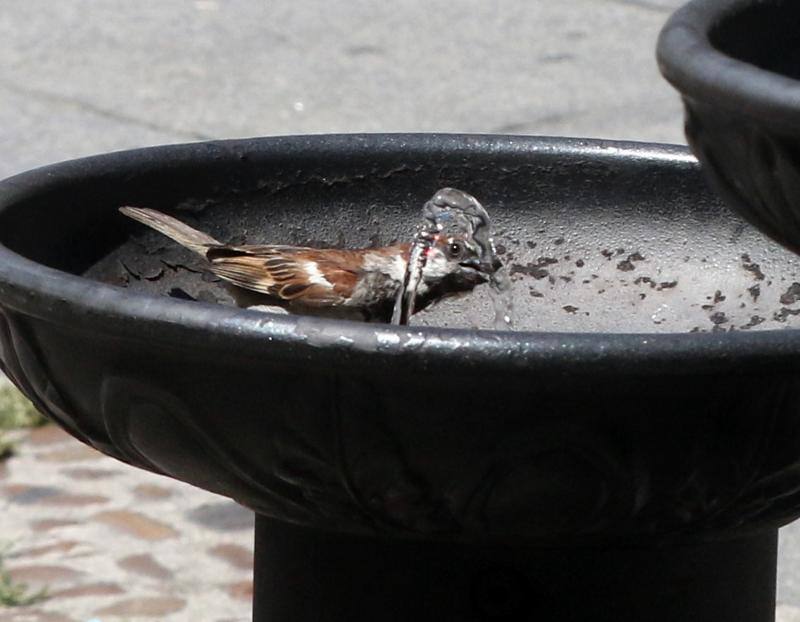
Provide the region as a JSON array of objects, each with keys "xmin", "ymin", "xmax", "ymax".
[{"xmin": 119, "ymin": 188, "xmax": 501, "ymax": 323}]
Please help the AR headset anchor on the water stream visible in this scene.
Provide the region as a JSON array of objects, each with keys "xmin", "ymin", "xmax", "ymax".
[
  {"xmin": 489, "ymin": 265, "xmax": 514, "ymax": 329},
  {"xmin": 392, "ymin": 188, "xmax": 513, "ymax": 329}
]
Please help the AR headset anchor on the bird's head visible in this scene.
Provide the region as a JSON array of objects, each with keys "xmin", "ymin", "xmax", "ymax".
[
  {"xmin": 391, "ymin": 187, "xmax": 505, "ymax": 323},
  {"xmin": 420, "ymin": 187, "xmax": 502, "ymax": 283},
  {"xmin": 420, "ymin": 232, "xmax": 500, "ymax": 289}
]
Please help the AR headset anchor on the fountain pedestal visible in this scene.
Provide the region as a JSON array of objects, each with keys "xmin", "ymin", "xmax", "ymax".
[
  {"xmin": 254, "ymin": 517, "xmax": 776, "ymax": 622},
  {"xmin": 2, "ymin": 135, "xmax": 800, "ymax": 622}
]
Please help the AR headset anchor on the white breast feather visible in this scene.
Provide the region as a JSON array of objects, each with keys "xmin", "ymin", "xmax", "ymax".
[
  {"xmin": 421, "ymin": 251, "xmax": 449, "ymax": 278},
  {"xmin": 391, "ymin": 254, "xmax": 407, "ymax": 281},
  {"xmin": 362, "ymin": 253, "xmax": 407, "ymax": 281}
]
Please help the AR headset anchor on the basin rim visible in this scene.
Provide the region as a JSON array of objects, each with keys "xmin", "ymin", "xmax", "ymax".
[
  {"xmin": 0, "ymin": 133, "xmax": 797, "ymax": 377},
  {"xmin": 657, "ymin": 0, "xmax": 800, "ymax": 130}
]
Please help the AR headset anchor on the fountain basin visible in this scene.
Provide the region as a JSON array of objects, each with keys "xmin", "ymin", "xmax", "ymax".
[
  {"xmin": 658, "ymin": 0, "xmax": 800, "ymax": 255},
  {"xmin": 1, "ymin": 134, "xmax": 799, "ymax": 621}
]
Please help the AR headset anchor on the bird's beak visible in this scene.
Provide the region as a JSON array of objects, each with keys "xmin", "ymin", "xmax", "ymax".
[{"xmin": 460, "ymin": 256, "xmax": 503, "ymax": 275}]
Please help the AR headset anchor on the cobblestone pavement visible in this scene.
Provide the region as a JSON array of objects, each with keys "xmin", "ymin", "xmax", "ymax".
[{"xmin": 1, "ymin": 421, "xmax": 253, "ymax": 621}]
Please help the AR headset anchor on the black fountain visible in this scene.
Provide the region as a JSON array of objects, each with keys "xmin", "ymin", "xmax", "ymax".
[{"xmin": 1, "ymin": 2, "xmax": 800, "ymax": 621}]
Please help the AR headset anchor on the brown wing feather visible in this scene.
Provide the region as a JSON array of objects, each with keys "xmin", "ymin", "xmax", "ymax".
[
  {"xmin": 119, "ymin": 206, "xmax": 380, "ymax": 310},
  {"xmin": 206, "ymin": 245, "xmax": 361, "ymax": 306}
]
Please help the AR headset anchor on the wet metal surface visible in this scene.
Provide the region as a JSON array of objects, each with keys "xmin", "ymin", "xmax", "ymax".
[{"xmin": 87, "ymin": 151, "xmax": 800, "ymax": 334}]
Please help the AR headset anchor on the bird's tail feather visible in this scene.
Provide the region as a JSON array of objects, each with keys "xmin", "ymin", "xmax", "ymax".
[{"xmin": 119, "ymin": 206, "xmax": 220, "ymax": 256}]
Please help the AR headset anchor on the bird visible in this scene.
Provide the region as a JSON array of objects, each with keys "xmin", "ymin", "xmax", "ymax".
[{"xmin": 119, "ymin": 188, "xmax": 501, "ymax": 323}]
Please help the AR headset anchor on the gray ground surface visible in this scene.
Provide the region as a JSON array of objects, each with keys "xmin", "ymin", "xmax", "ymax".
[
  {"xmin": 0, "ymin": 0, "xmax": 685, "ymax": 182},
  {"xmin": 3, "ymin": 1, "xmax": 800, "ymax": 620}
]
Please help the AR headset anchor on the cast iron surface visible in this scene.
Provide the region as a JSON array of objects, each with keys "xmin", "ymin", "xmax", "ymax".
[
  {"xmin": 2, "ymin": 135, "xmax": 800, "ymax": 545},
  {"xmin": 658, "ymin": 0, "xmax": 800, "ymax": 255},
  {"xmin": 253, "ymin": 517, "xmax": 778, "ymax": 622}
]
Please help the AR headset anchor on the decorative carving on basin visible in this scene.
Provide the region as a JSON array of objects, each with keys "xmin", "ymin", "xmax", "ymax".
[
  {"xmin": 3, "ymin": 298, "xmax": 800, "ymax": 543},
  {"xmin": 2, "ymin": 135, "xmax": 800, "ymax": 550},
  {"xmin": 0, "ymin": 306, "xmax": 96, "ymax": 449}
]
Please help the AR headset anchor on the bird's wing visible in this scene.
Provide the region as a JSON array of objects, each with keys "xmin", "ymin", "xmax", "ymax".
[{"xmin": 205, "ymin": 245, "xmax": 359, "ymax": 306}]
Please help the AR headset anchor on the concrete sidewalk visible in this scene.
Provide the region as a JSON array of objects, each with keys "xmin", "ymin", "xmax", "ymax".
[
  {"xmin": 4, "ymin": 1, "xmax": 800, "ymax": 620},
  {"xmin": 0, "ymin": 0, "xmax": 685, "ymax": 181}
]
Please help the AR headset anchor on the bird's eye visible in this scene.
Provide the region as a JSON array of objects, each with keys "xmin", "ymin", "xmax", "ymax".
[{"xmin": 447, "ymin": 241, "xmax": 464, "ymax": 259}]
